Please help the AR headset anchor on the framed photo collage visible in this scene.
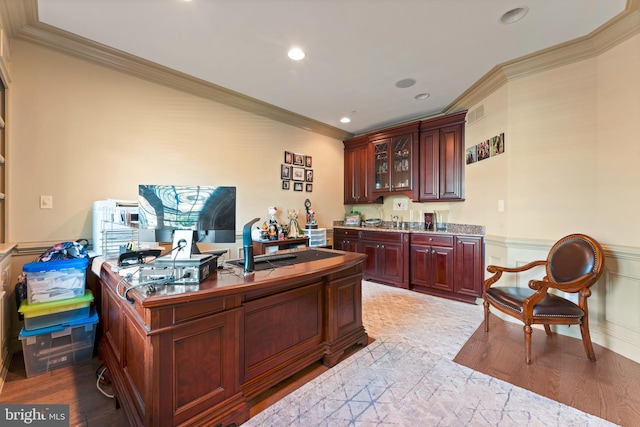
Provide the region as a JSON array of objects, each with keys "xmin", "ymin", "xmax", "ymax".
[{"xmin": 281, "ymin": 151, "xmax": 313, "ymax": 192}]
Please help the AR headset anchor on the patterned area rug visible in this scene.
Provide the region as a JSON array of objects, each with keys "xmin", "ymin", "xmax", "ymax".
[{"xmin": 242, "ymin": 281, "xmax": 616, "ymax": 426}]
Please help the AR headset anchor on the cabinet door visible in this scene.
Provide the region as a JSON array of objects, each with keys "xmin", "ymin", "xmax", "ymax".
[
  {"xmin": 418, "ymin": 129, "xmax": 439, "ymax": 201},
  {"xmin": 361, "ymin": 240, "xmax": 380, "ymax": 277},
  {"xmin": 335, "ymin": 237, "xmax": 359, "ymax": 252},
  {"xmin": 410, "ymin": 245, "xmax": 431, "ymax": 287},
  {"xmin": 431, "ymin": 246, "xmax": 455, "ymax": 292},
  {"xmin": 391, "ymin": 135, "xmax": 413, "ymax": 192},
  {"xmin": 454, "ymin": 236, "xmax": 483, "ymax": 298},
  {"xmin": 379, "ymin": 242, "xmax": 404, "ymax": 283},
  {"xmin": 344, "ymin": 142, "xmax": 371, "ymax": 204},
  {"xmin": 438, "ymin": 123, "xmax": 465, "ymax": 200},
  {"xmin": 372, "ymin": 139, "xmax": 390, "ymax": 193}
]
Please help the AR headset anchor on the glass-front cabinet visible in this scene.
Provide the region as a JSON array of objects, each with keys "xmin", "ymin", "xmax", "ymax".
[{"xmin": 371, "ymin": 122, "xmax": 419, "ymax": 200}]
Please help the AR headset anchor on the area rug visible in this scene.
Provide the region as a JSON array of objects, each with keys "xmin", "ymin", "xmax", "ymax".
[{"xmin": 241, "ymin": 281, "xmax": 616, "ymax": 426}]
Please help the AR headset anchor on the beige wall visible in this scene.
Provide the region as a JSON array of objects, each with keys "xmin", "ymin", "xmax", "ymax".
[{"xmin": 8, "ymin": 40, "xmax": 346, "ymax": 250}]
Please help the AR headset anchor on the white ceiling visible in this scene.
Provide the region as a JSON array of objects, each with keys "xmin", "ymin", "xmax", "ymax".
[{"xmin": 35, "ymin": 0, "xmax": 627, "ymax": 135}]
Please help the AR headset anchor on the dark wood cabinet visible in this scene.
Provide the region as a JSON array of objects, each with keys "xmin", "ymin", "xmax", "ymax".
[
  {"xmin": 454, "ymin": 235, "xmax": 484, "ymax": 300},
  {"xmin": 360, "ymin": 231, "xmax": 409, "ymax": 289},
  {"xmin": 335, "ymin": 227, "xmax": 482, "ymax": 300},
  {"xmin": 409, "ymin": 234, "xmax": 455, "ymax": 293},
  {"xmin": 334, "ymin": 227, "xmax": 361, "ymax": 252},
  {"xmin": 343, "ymin": 136, "xmax": 373, "ymax": 204},
  {"xmin": 370, "ymin": 122, "xmax": 419, "ymax": 200},
  {"xmin": 419, "ymin": 111, "xmax": 466, "ymax": 201}
]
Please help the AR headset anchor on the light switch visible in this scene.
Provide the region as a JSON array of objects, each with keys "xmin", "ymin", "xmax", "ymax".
[
  {"xmin": 40, "ymin": 195, "xmax": 53, "ymax": 209},
  {"xmin": 497, "ymin": 199, "xmax": 504, "ymax": 212}
]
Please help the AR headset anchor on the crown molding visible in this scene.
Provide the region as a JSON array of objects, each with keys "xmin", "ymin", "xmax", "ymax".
[
  {"xmin": 0, "ymin": 0, "xmax": 637, "ymax": 138},
  {"xmin": 447, "ymin": 2, "xmax": 639, "ymax": 112},
  {"xmin": 0, "ymin": 0, "xmax": 352, "ymax": 141}
]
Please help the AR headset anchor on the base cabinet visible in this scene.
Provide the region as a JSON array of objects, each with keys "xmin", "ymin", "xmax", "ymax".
[
  {"xmin": 334, "ymin": 227, "xmax": 483, "ymax": 302},
  {"xmin": 334, "ymin": 228, "xmax": 361, "ymax": 252},
  {"xmin": 454, "ymin": 236, "xmax": 484, "ymax": 299},
  {"xmin": 360, "ymin": 231, "xmax": 409, "ymax": 289},
  {"xmin": 410, "ymin": 234, "xmax": 454, "ymax": 293}
]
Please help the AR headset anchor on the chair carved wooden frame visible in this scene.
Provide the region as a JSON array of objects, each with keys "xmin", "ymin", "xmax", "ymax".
[{"xmin": 483, "ymin": 234, "xmax": 604, "ymax": 364}]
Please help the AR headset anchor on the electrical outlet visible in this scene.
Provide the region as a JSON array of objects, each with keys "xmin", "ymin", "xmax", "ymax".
[{"xmin": 40, "ymin": 195, "xmax": 53, "ymax": 209}]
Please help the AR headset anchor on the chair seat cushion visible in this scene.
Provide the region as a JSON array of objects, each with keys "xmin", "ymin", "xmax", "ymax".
[{"xmin": 485, "ymin": 286, "xmax": 584, "ymax": 318}]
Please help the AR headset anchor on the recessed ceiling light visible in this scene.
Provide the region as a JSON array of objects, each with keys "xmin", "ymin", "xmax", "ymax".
[
  {"xmin": 395, "ymin": 78, "xmax": 416, "ymax": 89},
  {"xmin": 340, "ymin": 117, "xmax": 351, "ymax": 124},
  {"xmin": 500, "ymin": 6, "xmax": 529, "ymax": 24},
  {"xmin": 415, "ymin": 93, "xmax": 430, "ymax": 100},
  {"xmin": 288, "ymin": 48, "xmax": 306, "ymax": 60}
]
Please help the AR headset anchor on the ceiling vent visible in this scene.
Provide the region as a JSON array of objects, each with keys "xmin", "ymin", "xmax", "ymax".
[{"xmin": 467, "ymin": 104, "xmax": 485, "ymax": 125}]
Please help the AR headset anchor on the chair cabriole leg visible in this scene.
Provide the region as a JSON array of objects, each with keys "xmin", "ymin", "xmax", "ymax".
[{"xmin": 483, "ymin": 299, "xmax": 490, "ymax": 332}]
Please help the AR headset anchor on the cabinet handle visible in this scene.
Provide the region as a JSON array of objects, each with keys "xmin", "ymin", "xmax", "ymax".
[
  {"xmin": 381, "ymin": 245, "xmax": 385, "ymax": 249},
  {"xmin": 432, "ymin": 250, "xmax": 436, "ymax": 254},
  {"xmin": 429, "ymin": 238, "xmax": 433, "ymax": 242}
]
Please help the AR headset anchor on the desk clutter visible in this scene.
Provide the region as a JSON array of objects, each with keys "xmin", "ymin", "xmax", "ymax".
[{"xmin": 16, "ymin": 242, "xmax": 97, "ymax": 377}]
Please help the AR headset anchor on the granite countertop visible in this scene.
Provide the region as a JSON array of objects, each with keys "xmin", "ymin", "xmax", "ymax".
[{"xmin": 333, "ymin": 221, "xmax": 484, "ymax": 236}]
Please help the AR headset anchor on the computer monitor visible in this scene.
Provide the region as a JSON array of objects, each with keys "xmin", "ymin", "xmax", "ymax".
[{"xmin": 138, "ymin": 185, "xmax": 236, "ymax": 254}]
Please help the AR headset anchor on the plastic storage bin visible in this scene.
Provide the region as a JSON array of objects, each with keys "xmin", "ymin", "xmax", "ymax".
[
  {"xmin": 19, "ymin": 290, "xmax": 94, "ymax": 331},
  {"xmin": 303, "ymin": 228, "xmax": 327, "ymax": 247},
  {"xmin": 23, "ymin": 257, "xmax": 89, "ymax": 304},
  {"xmin": 18, "ymin": 310, "xmax": 98, "ymax": 378}
]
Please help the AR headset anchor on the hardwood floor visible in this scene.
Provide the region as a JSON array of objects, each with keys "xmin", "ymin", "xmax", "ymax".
[
  {"xmin": 1, "ymin": 351, "xmax": 129, "ymax": 427},
  {"xmin": 2, "ymin": 319, "xmax": 639, "ymax": 426},
  {"xmin": 454, "ymin": 314, "xmax": 640, "ymax": 427}
]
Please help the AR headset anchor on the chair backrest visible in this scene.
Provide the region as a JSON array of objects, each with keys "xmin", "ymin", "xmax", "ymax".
[{"xmin": 546, "ymin": 234, "xmax": 604, "ymax": 287}]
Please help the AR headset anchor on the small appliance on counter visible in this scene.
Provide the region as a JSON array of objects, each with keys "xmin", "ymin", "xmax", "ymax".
[{"xmin": 363, "ymin": 218, "xmax": 382, "ymax": 227}]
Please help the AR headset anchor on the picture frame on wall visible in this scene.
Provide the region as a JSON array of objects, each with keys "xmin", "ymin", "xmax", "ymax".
[
  {"xmin": 305, "ymin": 156, "xmax": 312, "ymax": 168},
  {"xmin": 282, "ymin": 181, "xmax": 290, "ymax": 190},
  {"xmin": 293, "ymin": 182, "xmax": 303, "ymax": 191},
  {"xmin": 305, "ymin": 183, "xmax": 313, "ymax": 192},
  {"xmin": 305, "ymin": 169, "xmax": 313, "ymax": 182},
  {"xmin": 293, "ymin": 153, "xmax": 305, "ymax": 166},
  {"xmin": 292, "ymin": 166, "xmax": 305, "ymax": 181},
  {"xmin": 284, "ymin": 151, "xmax": 293, "ymax": 164},
  {"xmin": 281, "ymin": 164, "xmax": 291, "ymax": 180}
]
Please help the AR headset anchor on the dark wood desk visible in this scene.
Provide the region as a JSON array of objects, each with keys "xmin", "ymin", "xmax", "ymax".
[
  {"xmin": 98, "ymin": 247, "xmax": 368, "ymax": 427},
  {"xmin": 252, "ymin": 237, "xmax": 309, "ymax": 255}
]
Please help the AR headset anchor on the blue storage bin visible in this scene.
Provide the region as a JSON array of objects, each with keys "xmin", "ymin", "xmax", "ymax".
[
  {"xmin": 18, "ymin": 309, "xmax": 98, "ymax": 377},
  {"xmin": 23, "ymin": 257, "xmax": 89, "ymax": 303}
]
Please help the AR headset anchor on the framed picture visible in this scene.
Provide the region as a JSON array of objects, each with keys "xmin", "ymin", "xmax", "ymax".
[
  {"xmin": 466, "ymin": 147, "xmax": 477, "ymax": 164},
  {"xmin": 293, "ymin": 153, "xmax": 305, "ymax": 166},
  {"xmin": 282, "ymin": 180, "xmax": 290, "ymax": 190},
  {"xmin": 292, "ymin": 166, "xmax": 305, "ymax": 181},
  {"xmin": 344, "ymin": 213, "xmax": 361, "ymax": 226},
  {"xmin": 305, "ymin": 169, "xmax": 313, "ymax": 182},
  {"xmin": 305, "ymin": 155, "xmax": 312, "ymax": 168},
  {"xmin": 305, "ymin": 183, "xmax": 313, "ymax": 192},
  {"xmin": 281, "ymin": 164, "xmax": 291, "ymax": 180},
  {"xmin": 284, "ymin": 151, "xmax": 293, "ymax": 164},
  {"xmin": 293, "ymin": 182, "xmax": 303, "ymax": 191}
]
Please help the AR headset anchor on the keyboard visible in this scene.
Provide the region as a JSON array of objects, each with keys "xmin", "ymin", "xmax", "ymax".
[{"xmin": 249, "ymin": 253, "xmax": 297, "ymax": 264}]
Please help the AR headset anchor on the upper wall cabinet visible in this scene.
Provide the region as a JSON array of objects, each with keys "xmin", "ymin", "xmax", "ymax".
[
  {"xmin": 343, "ymin": 111, "xmax": 466, "ymax": 205},
  {"xmin": 370, "ymin": 122, "xmax": 420, "ymax": 201},
  {"xmin": 343, "ymin": 135, "xmax": 373, "ymax": 204},
  {"xmin": 419, "ymin": 111, "xmax": 467, "ymax": 202}
]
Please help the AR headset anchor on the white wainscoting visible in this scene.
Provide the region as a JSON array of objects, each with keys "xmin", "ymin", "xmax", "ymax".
[{"xmin": 484, "ymin": 235, "xmax": 640, "ymax": 364}]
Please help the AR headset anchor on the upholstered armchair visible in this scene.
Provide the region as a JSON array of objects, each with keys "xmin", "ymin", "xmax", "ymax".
[{"xmin": 483, "ymin": 234, "xmax": 604, "ymax": 364}]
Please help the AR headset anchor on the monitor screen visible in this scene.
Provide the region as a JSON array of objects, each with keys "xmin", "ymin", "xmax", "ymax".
[{"xmin": 138, "ymin": 185, "xmax": 236, "ymax": 244}]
